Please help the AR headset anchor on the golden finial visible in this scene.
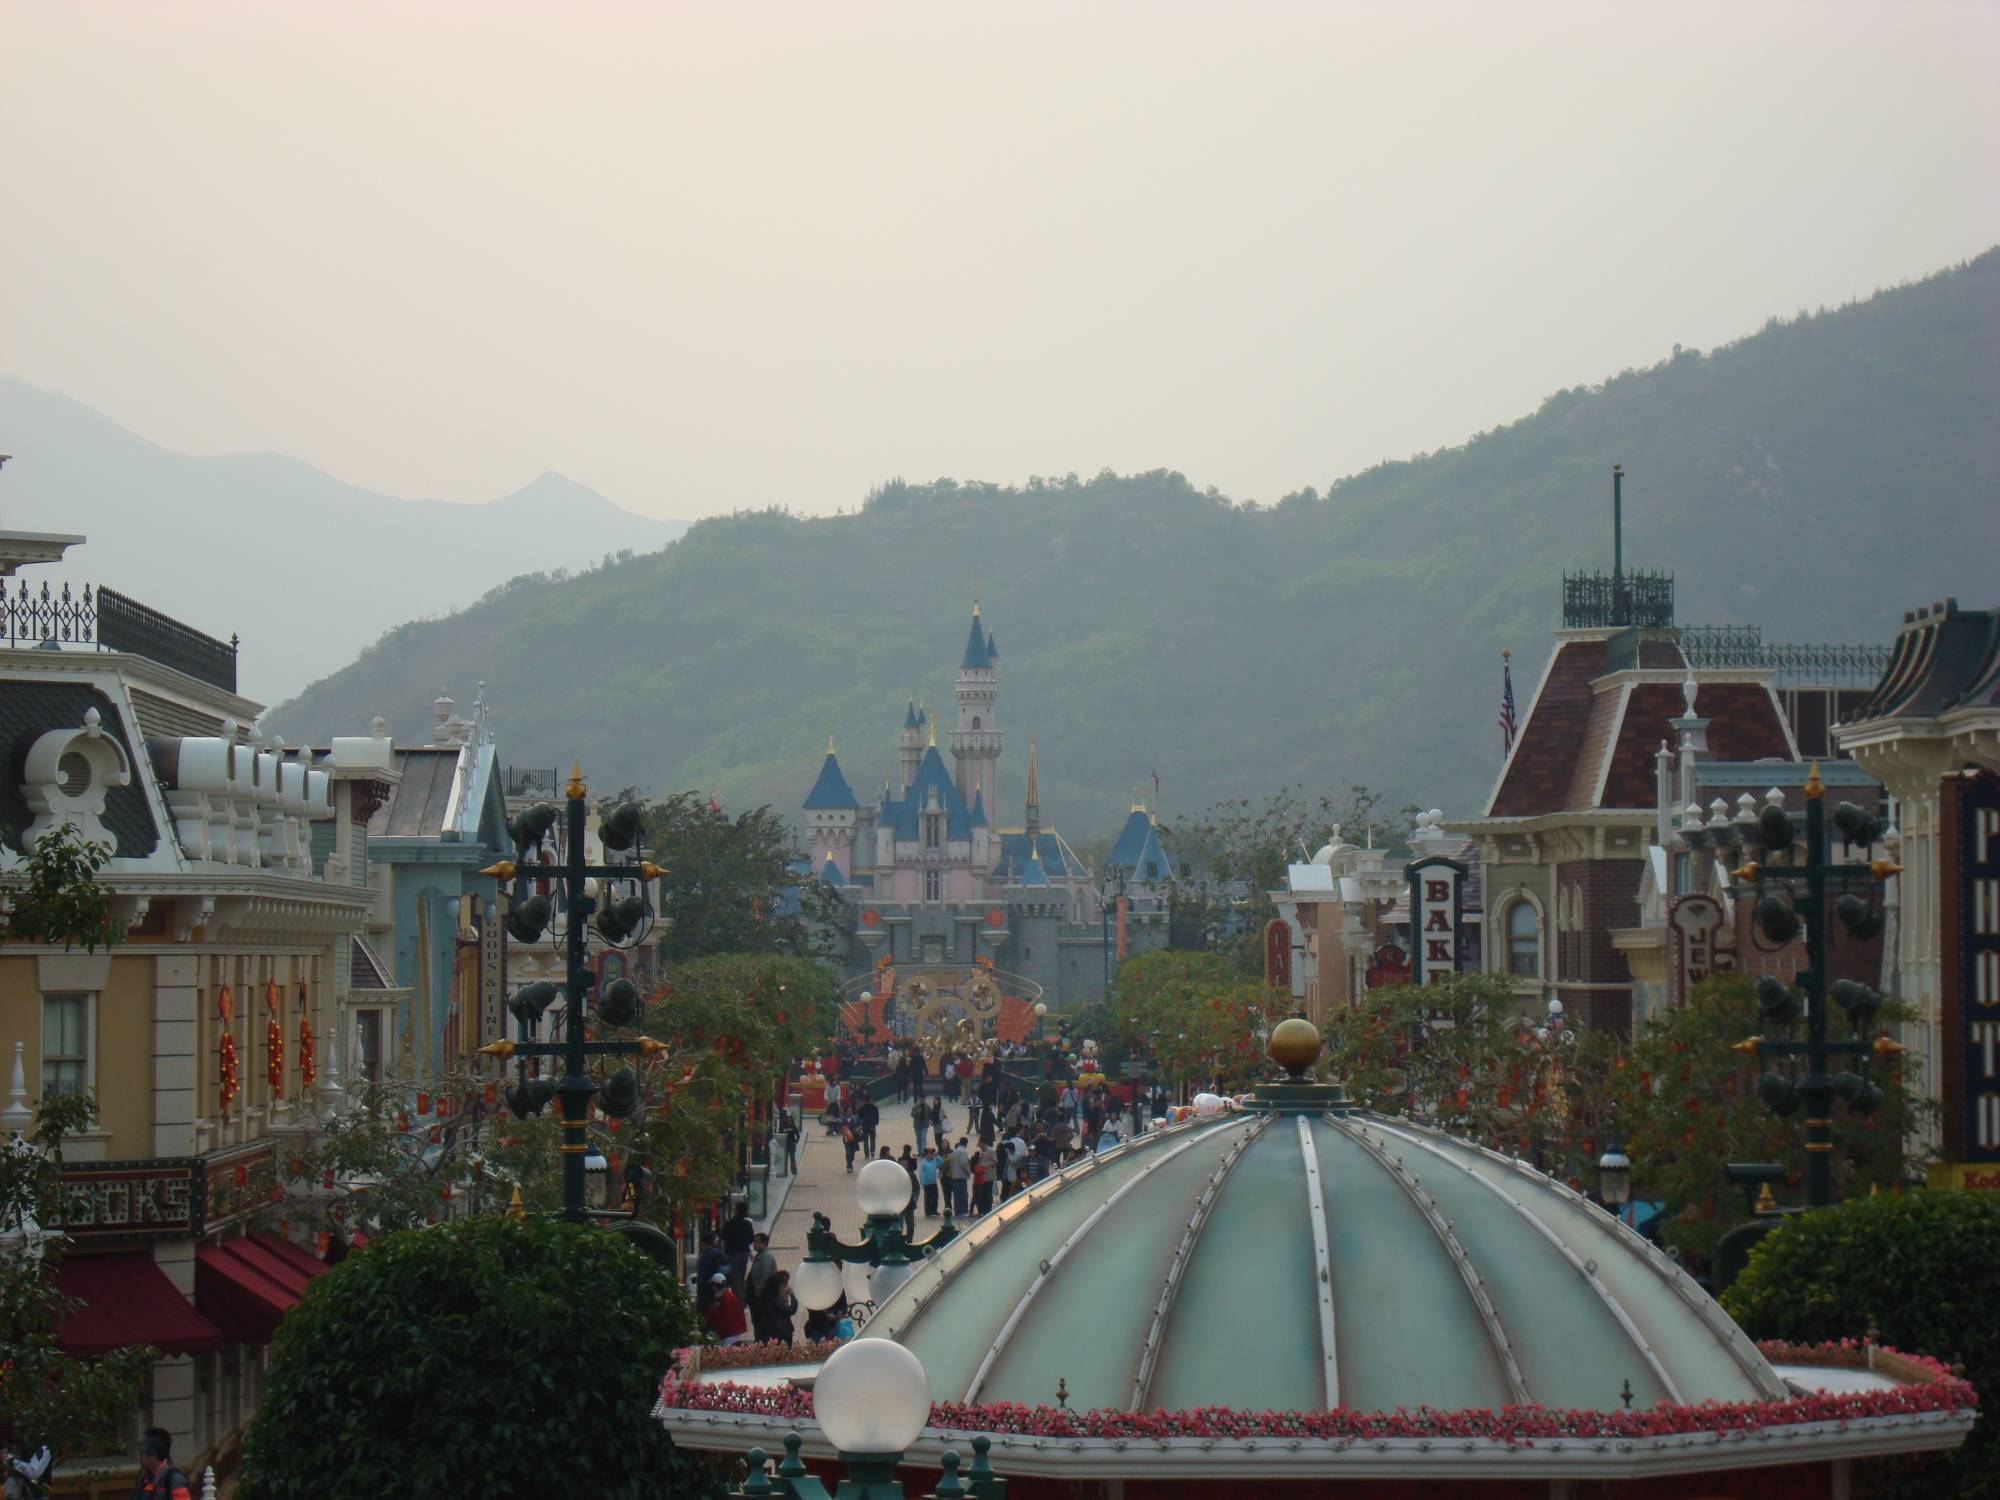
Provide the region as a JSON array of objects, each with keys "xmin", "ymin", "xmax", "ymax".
[
  {"xmin": 927, "ymin": 713, "xmax": 937, "ymax": 748},
  {"xmin": 972, "ymin": 587, "xmax": 981, "ymax": 616},
  {"xmin": 1754, "ymin": 1181, "xmax": 1777, "ymax": 1215},
  {"xmin": 1804, "ymin": 761, "xmax": 1825, "ymax": 801},
  {"xmin": 506, "ymin": 1184, "xmax": 527, "ymax": 1224},
  {"xmin": 566, "ymin": 760, "xmax": 585, "ymax": 800},
  {"xmin": 827, "ymin": 732, "xmax": 836, "ymax": 755}
]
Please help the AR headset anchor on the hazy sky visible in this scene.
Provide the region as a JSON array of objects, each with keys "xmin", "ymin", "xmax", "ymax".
[{"xmin": 4, "ymin": 1, "xmax": 1995, "ymax": 521}]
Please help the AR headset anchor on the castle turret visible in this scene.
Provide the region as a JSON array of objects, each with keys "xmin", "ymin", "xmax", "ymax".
[
  {"xmin": 951, "ymin": 602, "xmax": 1002, "ymax": 813},
  {"xmin": 898, "ymin": 696, "xmax": 924, "ymax": 791},
  {"xmin": 803, "ymin": 734, "xmax": 860, "ymax": 878}
]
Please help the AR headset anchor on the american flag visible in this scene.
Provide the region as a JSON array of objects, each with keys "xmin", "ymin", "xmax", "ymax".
[{"xmin": 1498, "ymin": 650, "xmax": 1518, "ymax": 755}]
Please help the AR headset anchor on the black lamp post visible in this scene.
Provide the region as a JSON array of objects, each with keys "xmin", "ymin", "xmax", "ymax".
[
  {"xmin": 1597, "ymin": 1142, "xmax": 1631, "ymax": 1215},
  {"xmin": 795, "ymin": 1160, "xmax": 958, "ymax": 1314},
  {"xmin": 477, "ymin": 765, "xmax": 670, "ymax": 1223},
  {"xmin": 1728, "ymin": 768, "xmax": 1903, "ymax": 1210}
]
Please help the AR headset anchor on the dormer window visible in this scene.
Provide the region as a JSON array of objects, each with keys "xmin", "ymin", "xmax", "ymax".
[{"xmin": 924, "ymin": 812, "xmax": 942, "ymax": 849}]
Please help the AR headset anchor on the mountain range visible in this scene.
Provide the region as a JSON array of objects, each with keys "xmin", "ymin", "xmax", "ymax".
[
  {"xmin": 26, "ymin": 249, "xmax": 2000, "ymax": 840},
  {"xmin": 0, "ymin": 375, "xmax": 683, "ymax": 701}
]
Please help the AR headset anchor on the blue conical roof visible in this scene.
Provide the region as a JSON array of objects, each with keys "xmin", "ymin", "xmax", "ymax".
[
  {"xmin": 1017, "ymin": 848, "xmax": 1050, "ymax": 887},
  {"xmin": 892, "ymin": 746, "xmax": 972, "ymax": 840},
  {"xmin": 969, "ymin": 789, "xmax": 988, "ymax": 828},
  {"xmin": 961, "ymin": 610, "xmax": 993, "ymax": 670},
  {"xmin": 803, "ymin": 752, "xmax": 859, "ymax": 810},
  {"xmin": 818, "ymin": 858, "xmax": 846, "ymax": 886},
  {"xmin": 1107, "ymin": 808, "xmax": 1172, "ymax": 883},
  {"xmin": 903, "ymin": 698, "xmax": 921, "ymax": 729}
]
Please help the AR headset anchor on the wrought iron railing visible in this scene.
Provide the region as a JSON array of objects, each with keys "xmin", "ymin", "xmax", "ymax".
[
  {"xmin": 2, "ymin": 577, "xmax": 238, "ymax": 693},
  {"xmin": 1678, "ymin": 624, "xmax": 1891, "ymax": 686},
  {"xmin": 1562, "ymin": 569, "xmax": 1676, "ymax": 630},
  {"xmin": 504, "ymin": 766, "xmax": 561, "ymax": 800}
]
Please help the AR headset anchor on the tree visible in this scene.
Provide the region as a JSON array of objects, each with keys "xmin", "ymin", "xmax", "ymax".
[
  {"xmin": 236, "ymin": 1215, "xmax": 720, "ymax": 1499},
  {"xmin": 1724, "ymin": 1191, "xmax": 1999, "ymax": 1499},
  {"xmin": 0, "ymin": 1093, "xmax": 155, "ymax": 1470},
  {"xmin": 1321, "ymin": 972, "xmax": 1622, "ymax": 1185},
  {"xmin": 1608, "ymin": 974, "xmax": 1929, "ymax": 1257},
  {"xmin": 0, "ymin": 825, "xmax": 124, "ymax": 952},
  {"xmin": 1109, "ymin": 950, "xmax": 1292, "ymax": 1090},
  {"xmin": 639, "ymin": 793, "xmax": 817, "ymax": 963}
]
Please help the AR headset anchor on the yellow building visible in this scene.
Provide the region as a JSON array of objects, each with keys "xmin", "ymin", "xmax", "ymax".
[{"xmin": 1, "ymin": 520, "xmax": 373, "ymax": 1493}]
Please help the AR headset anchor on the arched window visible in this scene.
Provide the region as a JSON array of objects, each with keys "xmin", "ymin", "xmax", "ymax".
[
  {"xmin": 1507, "ymin": 901, "xmax": 1541, "ymax": 977},
  {"xmin": 972, "ymin": 715, "xmax": 981, "ymax": 730}
]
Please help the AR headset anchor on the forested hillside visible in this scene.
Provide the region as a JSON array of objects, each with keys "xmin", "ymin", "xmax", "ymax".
[{"xmin": 269, "ymin": 250, "xmax": 2000, "ymax": 838}]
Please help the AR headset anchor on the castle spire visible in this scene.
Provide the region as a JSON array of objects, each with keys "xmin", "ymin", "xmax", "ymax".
[{"xmin": 1024, "ymin": 736, "xmax": 1041, "ymax": 849}]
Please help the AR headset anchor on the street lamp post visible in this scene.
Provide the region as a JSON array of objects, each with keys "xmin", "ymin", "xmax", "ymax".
[
  {"xmin": 729, "ymin": 1340, "xmax": 1006, "ymax": 1499},
  {"xmin": 1098, "ymin": 864, "xmax": 1129, "ymax": 992},
  {"xmin": 476, "ymin": 764, "xmax": 671, "ymax": 1223},
  {"xmin": 795, "ymin": 1159, "xmax": 958, "ymax": 1314},
  {"xmin": 1728, "ymin": 769, "xmax": 1903, "ymax": 1210}
]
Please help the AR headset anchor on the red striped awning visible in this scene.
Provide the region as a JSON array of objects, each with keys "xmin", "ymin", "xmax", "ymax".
[
  {"xmin": 194, "ymin": 1231, "xmax": 328, "ymax": 1345},
  {"xmin": 58, "ymin": 1252, "xmax": 224, "ymax": 1358}
]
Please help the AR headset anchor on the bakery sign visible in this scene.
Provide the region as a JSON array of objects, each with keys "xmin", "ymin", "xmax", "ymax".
[
  {"xmin": 56, "ymin": 1159, "xmax": 196, "ymax": 1240},
  {"xmin": 1406, "ymin": 856, "xmax": 1468, "ymax": 985}
]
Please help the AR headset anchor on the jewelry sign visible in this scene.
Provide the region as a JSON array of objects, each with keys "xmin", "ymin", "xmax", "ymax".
[
  {"xmin": 1406, "ymin": 856, "xmax": 1468, "ymax": 985},
  {"xmin": 1668, "ymin": 893, "xmax": 1734, "ymax": 1003}
]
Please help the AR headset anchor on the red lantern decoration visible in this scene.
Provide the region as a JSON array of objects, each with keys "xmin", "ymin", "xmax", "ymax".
[
  {"xmin": 1497, "ymin": 1084, "xmax": 1512, "ymax": 1109},
  {"xmin": 266, "ymin": 981, "xmax": 285, "ymax": 1099},
  {"xmin": 217, "ymin": 985, "xmax": 239, "ymax": 1117},
  {"xmin": 483, "ymin": 1083, "xmax": 497, "ymax": 1108},
  {"xmin": 417, "ymin": 1091, "xmax": 431, "ymax": 1115},
  {"xmin": 298, "ymin": 1013, "xmax": 317, "ymax": 1093},
  {"xmin": 315, "ymin": 1232, "xmax": 330, "ymax": 1256},
  {"xmin": 233, "ymin": 1162, "xmax": 248, "ymax": 1188}
]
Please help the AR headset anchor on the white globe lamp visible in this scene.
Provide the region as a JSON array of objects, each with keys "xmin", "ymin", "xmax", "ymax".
[
  {"xmin": 856, "ymin": 1157, "xmax": 912, "ymax": 1218},
  {"xmin": 813, "ymin": 1338, "xmax": 932, "ymax": 1457},
  {"xmin": 793, "ymin": 1255, "xmax": 844, "ymax": 1312},
  {"xmin": 868, "ymin": 1256, "xmax": 915, "ymax": 1303},
  {"xmin": 842, "ymin": 1258, "xmax": 873, "ymax": 1305}
]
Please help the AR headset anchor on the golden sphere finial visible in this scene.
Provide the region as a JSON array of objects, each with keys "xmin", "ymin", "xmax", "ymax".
[{"xmin": 1268, "ymin": 1016, "xmax": 1322, "ymax": 1077}]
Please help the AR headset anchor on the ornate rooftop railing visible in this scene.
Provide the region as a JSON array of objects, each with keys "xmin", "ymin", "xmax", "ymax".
[
  {"xmin": 504, "ymin": 766, "xmax": 561, "ymax": 800},
  {"xmin": 1678, "ymin": 624, "xmax": 1891, "ymax": 687},
  {"xmin": 2, "ymin": 578, "xmax": 239, "ymax": 693},
  {"xmin": 1562, "ymin": 569, "xmax": 1675, "ymax": 630}
]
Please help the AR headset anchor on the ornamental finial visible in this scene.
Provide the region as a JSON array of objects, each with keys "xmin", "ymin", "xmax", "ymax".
[
  {"xmin": 1804, "ymin": 761, "xmax": 1825, "ymax": 801},
  {"xmin": 567, "ymin": 761, "xmax": 585, "ymax": 800}
]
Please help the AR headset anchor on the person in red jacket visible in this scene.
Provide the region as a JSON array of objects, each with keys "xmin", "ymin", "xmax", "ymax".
[
  {"xmin": 133, "ymin": 1429, "xmax": 191, "ymax": 1500},
  {"xmin": 703, "ymin": 1271, "xmax": 750, "ymax": 1346}
]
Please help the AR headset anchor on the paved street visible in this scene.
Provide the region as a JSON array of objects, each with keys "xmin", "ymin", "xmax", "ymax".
[{"xmin": 762, "ymin": 1095, "xmax": 965, "ymax": 1268}]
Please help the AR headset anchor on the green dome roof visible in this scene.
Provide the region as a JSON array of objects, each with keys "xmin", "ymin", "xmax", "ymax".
[{"xmin": 863, "ymin": 1108, "xmax": 1785, "ymax": 1415}]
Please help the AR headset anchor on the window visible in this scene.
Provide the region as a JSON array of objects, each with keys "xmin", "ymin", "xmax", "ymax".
[
  {"xmin": 972, "ymin": 716, "xmax": 981, "ymax": 730},
  {"xmin": 1506, "ymin": 902, "xmax": 1541, "ymax": 978},
  {"xmin": 355, "ymin": 1009, "xmax": 384, "ymax": 1082},
  {"xmin": 42, "ymin": 994, "xmax": 90, "ymax": 1096},
  {"xmin": 924, "ymin": 814, "xmax": 941, "ymax": 849},
  {"xmin": 924, "ymin": 870, "xmax": 942, "ymax": 903}
]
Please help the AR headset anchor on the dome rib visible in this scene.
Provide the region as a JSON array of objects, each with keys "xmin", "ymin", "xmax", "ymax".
[
  {"xmin": 1128, "ymin": 1115, "xmax": 1272, "ymax": 1412},
  {"xmin": 1329, "ymin": 1115, "xmax": 1530, "ymax": 1404},
  {"xmin": 1397, "ymin": 1122, "xmax": 1790, "ymax": 1402},
  {"xmin": 1371, "ymin": 1120, "xmax": 1684, "ymax": 1404},
  {"xmin": 962, "ymin": 1120, "xmax": 1243, "ymax": 1405},
  {"xmin": 1296, "ymin": 1117, "xmax": 1340, "ymax": 1410}
]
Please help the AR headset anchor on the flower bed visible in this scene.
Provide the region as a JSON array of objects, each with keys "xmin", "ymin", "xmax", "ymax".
[
  {"xmin": 673, "ymin": 1339, "xmax": 843, "ymax": 1377},
  {"xmin": 659, "ymin": 1341, "xmax": 1974, "ymax": 1447}
]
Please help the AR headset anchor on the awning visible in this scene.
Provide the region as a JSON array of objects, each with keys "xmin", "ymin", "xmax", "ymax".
[
  {"xmin": 58, "ymin": 1252, "xmax": 224, "ymax": 1358},
  {"xmin": 195, "ymin": 1232, "xmax": 328, "ymax": 1345}
]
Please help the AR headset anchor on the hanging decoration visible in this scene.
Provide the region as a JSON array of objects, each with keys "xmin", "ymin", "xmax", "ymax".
[
  {"xmin": 217, "ymin": 985, "xmax": 239, "ymax": 1116},
  {"xmin": 265, "ymin": 981, "xmax": 286, "ymax": 1098},
  {"xmin": 297, "ymin": 979, "xmax": 316, "ymax": 1093}
]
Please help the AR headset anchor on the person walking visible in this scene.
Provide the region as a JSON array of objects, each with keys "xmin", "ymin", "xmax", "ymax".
[
  {"xmin": 859, "ymin": 1095, "xmax": 880, "ymax": 1157},
  {"xmin": 927, "ymin": 1096, "xmax": 946, "ymax": 1152},
  {"xmin": 782, "ymin": 1112, "xmax": 800, "ymax": 1174},
  {"xmin": 703, "ymin": 1272, "xmax": 750, "ymax": 1346},
  {"xmin": 751, "ymin": 1270, "xmax": 798, "ymax": 1345},
  {"xmin": 747, "ymin": 1232, "xmax": 777, "ymax": 1305},
  {"xmin": 133, "ymin": 1430, "xmax": 191, "ymax": 1500},
  {"xmin": 947, "ymin": 1137, "xmax": 971, "ymax": 1218},
  {"xmin": 898, "ymin": 1144, "xmax": 919, "ymax": 1237},
  {"xmin": 909, "ymin": 1048, "xmax": 927, "ymax": 1100},
  {"xmin": 721, "ymin": 1199, "xmax": 757, "ymax": 1297},
  {"xmin": 1059, "ymin": 1081, "xmax": 1079, "ymax": 1129},
  {"xmin": 918, "ymin": 1144, "xmax": 941, "ymax": 1217},
  {"xmin": 971, "ymin": 1141, "xmax": 996, "ymax": 1216},
  {"xmin": 841, "ymin": 1113, "xmax": 861, "ymax": 1173}
]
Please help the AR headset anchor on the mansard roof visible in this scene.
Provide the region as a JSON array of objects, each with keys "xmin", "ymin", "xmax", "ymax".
[
  {"xmin": 892, "ymin": 746, "xmax": 972, "ymax": 840},
  {"xmin": 1846, "ymin": 600, "xmax": 2000, "ymax": 722},
  {"xmin": 803, "ymin": 751, "xmax": 859, "ymax": 810},
  {"xmin": 1485, "ymin": 637, "xmax": 1796, "ymax": 819},
  {"xmin": 1107, "ymin": 807, "xmax": 1173, "ymax": 883}
]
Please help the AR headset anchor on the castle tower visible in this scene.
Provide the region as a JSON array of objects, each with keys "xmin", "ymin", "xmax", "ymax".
[
  {"xmin": 898, "ymin": 696, "xmax": 924, "ymax": 791},
  {"xmin": 802, "ymin": 734, "xmax": 860, "ymax": 878},
  {"xmin": 1024, "ymin": 736, "xmax": 1041, "ymax": 850},
  {"xmin": 951, "ymin": 603, "xmax": 1002, "ymax": 812}
]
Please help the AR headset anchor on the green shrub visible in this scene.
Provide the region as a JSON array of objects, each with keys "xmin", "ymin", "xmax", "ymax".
[
  {"xmin": 1723, "ymin": 1190, "xmax": 1998, "ymax": 1498},
  {"xmin": 238, "ymin": 1216, "xmax": 718, "ymax": 1498}
]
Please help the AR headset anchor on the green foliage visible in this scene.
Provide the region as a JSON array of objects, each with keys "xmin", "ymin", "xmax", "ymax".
[
  {"xmin": 1723, "ymin": 1191, "xmax": 1999, "ymax": 1499},
  {"xmin": 1109, "ymin": 950, "xmax": 1291, "ymax": 1087},
  {"xmin": 1609, "ymin": 975, "xmax": 1930, "ymax": 1256},
  {"xmin": 239, "ymin": 1215, "xmax": 719, "ymax": 1499},
  {"xmin": 0, "ymin": 825, "xmax": 123, "ymax": 952},
  {"xmin": 269, "ymin": 250, "xmax": 2000, "ymax": 830},
  {"xmin": 0, "ymin": 1092, "xmax": 155, "ymax": 1463},
  {"xmin": 1321, "ymin": 973, "xmax": 1622, "ymax": 1187},
  {"xmin": 640, "ymin": 792, "xmax": 817, "ymax": 963}
]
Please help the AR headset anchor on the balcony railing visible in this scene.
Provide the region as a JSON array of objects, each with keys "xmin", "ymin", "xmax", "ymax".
[
  {"xmin": 1562, "ymin": 569, "xmax": 1675, "ymax": 630},
  {"xmin": 1678, "ymin": 624, "xmax": 1892, "ymax": 687},
  {"xmin": 2, "ymin": 578, "xmax": 239, "ymax": 693}
]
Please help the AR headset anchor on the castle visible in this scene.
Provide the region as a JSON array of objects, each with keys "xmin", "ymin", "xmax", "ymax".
[{"xmin": 802, "ymin": 606, "xmax": 1172, "ymax": 1008}]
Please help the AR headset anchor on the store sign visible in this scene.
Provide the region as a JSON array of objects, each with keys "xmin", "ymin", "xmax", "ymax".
[
  {"xmin": 1668, "ymin": 893, "xmax": 1733, "ymax": 1002},
  {"xmin": 56, "ymin": 1160, "xmax": 197, "ymax": 1240},
  {"xmin": 1406, "ymin": 857, "xmax": 1467, "ymax": 985},
  {"xmin": 479, "ymin": 903, "xmax": 504, "ymax": 1047},
  {"xmin": 1366, "ymin": 943, "xmax": 1410, "ymax": 989},
  {"xmin": 201, "ymin": 1139, "xmax": 278, "ymax": 1233},
  {"xmin": 1946, "ymin": 769, "xmax": 2000, "ymax": 1162}
]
